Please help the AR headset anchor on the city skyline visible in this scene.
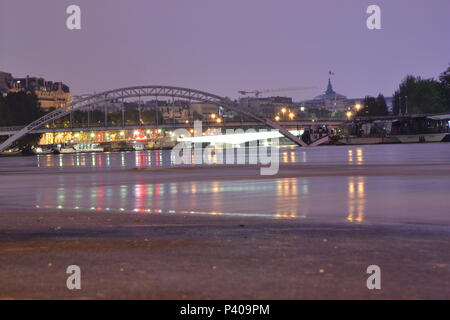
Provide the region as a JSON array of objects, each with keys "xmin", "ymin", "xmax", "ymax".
[
  {"xmin": 1, "ymin": 0, "xmax": 450, "ymax": 100},
  {"xmin": 1, "ymin": 0, "xmax": 450, "ymax": 302}
]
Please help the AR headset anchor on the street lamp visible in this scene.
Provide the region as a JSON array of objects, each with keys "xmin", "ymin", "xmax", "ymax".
[
  {"xmin": 355, "ymin": 103, "xmax": 362, "ymax": 112},
  {"xmin": 281, "ymin": 108, "xmax": 287, "ymax": 114},
  {"xmin": 288, "ymin": 112, "xmax": 295, "ymax": 120},
  {"xmin": 275, "ymin": 115, "xmax": 281, "ymax": 121},
  {"xmin": 405, "ymin": 96, "xmax": 408, "ymax": 115},
  {"xmin": 216, "ymin": 118, "xmax": 222, "ymax": 123},
  {"xmin": 346, "ymin": 111, "xmax": 353, "ymax": 119}
]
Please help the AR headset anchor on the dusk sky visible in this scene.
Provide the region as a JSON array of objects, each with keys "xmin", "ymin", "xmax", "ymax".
[{"xmin": 1, "ymin": 0, "xmax": 449, "ymax": 100}]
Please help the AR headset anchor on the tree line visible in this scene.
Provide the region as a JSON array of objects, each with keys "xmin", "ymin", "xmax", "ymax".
[
  {"xmin": 358, "ymin": 64, "xmax": 450, "ymax": 117},
  {"xmin": 0, "ymin": 92, "xmax": 44, "ymax": 146},
  {"xmin": 393, "ymin": 65, "xmax": 450, "ymax": 115},
  {"xmin": 0, "ymin": 92, "xmax": 43, "ymax": 126}
]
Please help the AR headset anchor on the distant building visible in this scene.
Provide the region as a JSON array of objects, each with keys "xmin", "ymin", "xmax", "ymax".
[
  {"xmin": 157, "ymin": 100, "xmax": 190, "ymax": 123},
  {"xmin": 190, "ymin": 103, "xmax": 220, "ymax": 120},
  {"xmin": 239, "ymin": 96, "xmax": 296, "ymax": 119},
  {"xmin": 301, "ymin": 78, "xmax": 355, "ymax": 111},
  {"xmin": 300, "ymin": 77, "xmax": 393, "ymax": 113},
  {"xmin": 0, "ymin": 72, "xmax": 13, "ymax": 95},
  {"xmin": 0, "ymin": 72, "xmax": 71, "ymax": 111}
]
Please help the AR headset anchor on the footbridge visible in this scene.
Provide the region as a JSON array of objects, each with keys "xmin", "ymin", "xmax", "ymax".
[{"xmin": 0, "ymin": 86, "xmax": 336, "ymax": 151}]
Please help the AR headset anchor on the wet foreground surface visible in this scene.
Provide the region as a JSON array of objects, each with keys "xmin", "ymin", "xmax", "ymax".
[
  {"xmin": 0, "ymin": 144, "xmax": 449, "ymax": 299},
  {"xmin": 0, "ymin": 210, "xmax": 448, "ymax": 299}
]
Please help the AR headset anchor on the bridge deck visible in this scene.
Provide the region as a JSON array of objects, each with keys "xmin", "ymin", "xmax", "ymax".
[{"xmin": 0, "ymin": 121, "xmax": 344, "ymax": 136}]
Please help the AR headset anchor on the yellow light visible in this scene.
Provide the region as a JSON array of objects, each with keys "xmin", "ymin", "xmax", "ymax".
[
  {"xmin": 216, "ymin": 118, "xmax": 222, "ymax": 123},
  {"xmin": 289, "ymin": 112, "xmax": 295, "ymax": 119},
  {"xmin": 90, "ymin": 133, "xmax": 95, "ymax": 138},
  {"xmin": 120, "ymin": 131, "xmax": 125, "ymax": 136},
  {"xmin": 211, "ymin": 113, "xmax": 216, "ymax": 119},
  {"xmin": 355, "ymin": 104, "xmax": 362, "ymax": 111},
  {"xmin": 189, "ymin": 129, "xmax": 194, "ymax": 134},
  {"xmin": 346, "ymin": 111, "xmax": 353, "ymax": 119},
  {"xmin": 185, "ymin": 120, "xmax": 189, "ymax": 124},
  {"xmin": 275, "ymin": 115, "xmax": 281, "ymax": 121},
  {"xmin": 281, "ymin": 108, "xmax": 287, "ymax": 114}
]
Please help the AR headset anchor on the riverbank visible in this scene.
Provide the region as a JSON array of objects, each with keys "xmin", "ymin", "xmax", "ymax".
[
  {"xmin": 1, "ymin": 144, "xmax": 449, "ymax": 299},
  {"xmin": 0, "ymin": 208, "xmax": 449, "ymax": 300}
]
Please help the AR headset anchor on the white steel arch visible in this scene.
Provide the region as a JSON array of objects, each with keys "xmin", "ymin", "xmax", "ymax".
[{"xmin": 0, "ymin": 85, "xmax": 308, "ymax": 151}]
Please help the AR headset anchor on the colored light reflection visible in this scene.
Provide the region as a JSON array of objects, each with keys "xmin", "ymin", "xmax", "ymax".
[{"xmin": 346, "ymin": 176, "xmax": 366, "ymax": 223}]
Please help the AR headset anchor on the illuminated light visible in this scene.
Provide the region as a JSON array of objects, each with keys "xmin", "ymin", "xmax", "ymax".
[
  {"xmin": 210, "ymin": 113, "xmax": 216, "ymax": 119},
  {"xmin": 146, "ymin": 129, "xmax": 151, "ymax": 134},
  {"xmin": 355, "ymin": 103, "xmax": 362, "ymax": 111},
  {"xmin": 134, "ymin": 130, "xmax": 140, "ymax": 135},
  {"xmin": 288, "ymin": 112, "xmax": 295, "ymax": 120},
  {"xmin": 90, "ymin": 133, "xmax": 95, "ymax": 138},
  {"xmin": 216, "ymin": 118, "xmax": 222, "ymax": 123},
  {"xmin": 119, "ymin": 131, "xmax": 125, "ymax": 136},
  {"xmin": 178, "ymin": 129, "xmax": 304, "ymax": 145},
  {"xmin": 300, "ymin": 106, "xmax": 306, "ymax": 112},
  {"xmin": 281, "ymin": 108, "xmax": 287, "ymax": 114},
  {"xmin": 185, "ymin": 120, "xmax": 189, "ymax": 124},
  {"xmin": 275, "ymin": 115, "xmax": 281, "ymax": 121},
  {"xmin": 158, "ymin": 129, "xmax": 162, "ymax": 133},
  {"xmin": 346, "ymin": 111, "xmax": 353, "ymax": 119},
  {"xmin": 190, "ymin": 129, "xmax": 194, "ymax": 134}
]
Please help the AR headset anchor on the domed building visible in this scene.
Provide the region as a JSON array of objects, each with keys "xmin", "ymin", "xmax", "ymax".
[{"xmin": 301, "ymin": 78, "xmax": 352, "ymax": 111}]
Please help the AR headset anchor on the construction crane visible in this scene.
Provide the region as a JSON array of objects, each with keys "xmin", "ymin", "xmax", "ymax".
[{"xmin": 238, "ymin": 86, "xmax": 315, "ymax": 98}]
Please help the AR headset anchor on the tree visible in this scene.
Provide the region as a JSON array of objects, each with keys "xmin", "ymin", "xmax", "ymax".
[
  {"xmin": 0, "ymin": 92, "xmax": 44, "ymax": 146},
  {"xmin": 141, "ymin": 110, "xmax": 163, "ymax": 124},
  {"xmin": 439, "ymin": 64, "xmax": 450, "ymax": 109},
  {"xmin": 393, "ymin": 75, "xmax": 447, "ymax": 115},
  {"xmin": 356, "ymin": 95, "xmax": 388, "ymax": 117},
  {"xmin": 376, "ymin": 94, "xmax": 388, "ymax": 116},
  {"xmin": 331, "ymin": 110, "xmax": 345, "ymax": 119}
]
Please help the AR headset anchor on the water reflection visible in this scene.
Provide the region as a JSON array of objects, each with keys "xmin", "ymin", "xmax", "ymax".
[
  {"xmin": 347, "ymin": 148, "xmax": 364, "ymax": 165},
  {"xmin": 37, "ymin": 151, "xmax": 171, "ymax": 169},
  {"xmin": 346, "ymin": 176, "xmax": 366, "ymax": 223},
  {"xmin": 276, "ymin": 178, "xmax": 298, "ymax": 218},
  {"xmin": 36, "ymin": 148, "xmax": 310, "ymax": 169},
  {"xmin": 34, "ymin": 177, "xmax": 316, "ymax": 220}
]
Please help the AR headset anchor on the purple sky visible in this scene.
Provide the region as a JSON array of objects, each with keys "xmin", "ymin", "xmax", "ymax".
[{"xmin": 1, "ymin": 0, "xmax": 449, "ymax": 101}]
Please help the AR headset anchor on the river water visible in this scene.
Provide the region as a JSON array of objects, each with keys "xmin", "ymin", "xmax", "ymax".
[{"xmin": 1, "ymin": 143, "xmax": 450, "ymax": 225}]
